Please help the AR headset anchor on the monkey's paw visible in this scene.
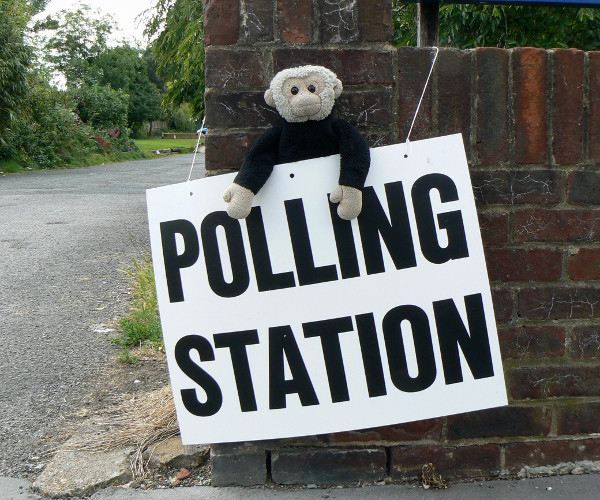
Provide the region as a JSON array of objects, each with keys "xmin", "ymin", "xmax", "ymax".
[
  {"xmin": 330, "ymin": 185, "xmax": 362, "ymax": 220},
  {"xmin": 223, "ymin": 183, "xmax": 254, "ymax": 219}
]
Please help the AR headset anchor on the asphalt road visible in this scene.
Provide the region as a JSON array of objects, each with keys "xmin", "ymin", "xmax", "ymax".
[{"xmin": 0, "ymin": 153, "xmax": 205, "ymax": 478}]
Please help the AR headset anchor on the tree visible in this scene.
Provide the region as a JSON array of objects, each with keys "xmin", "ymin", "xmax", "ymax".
[
  {"xmin": 92, "ymin": 46, "xmax": 164, "ymax": 132},
  {"xmin": 44, "ymin": 5, "xmax": 115, "ymax": 85},
  {"xmin": 393, "ymin": 2, "xmax": 600, "ymax": 50},
  {"xmin": 71, "ymin": 82, "xmax": 129, "ymax": 130},
  {"xmin": 144, "ymin": 0, "xmax": 204, "ymax": 118},
  {"xmin": 0, "ymin": 0, "xmax": 34, "ymax": 134}
]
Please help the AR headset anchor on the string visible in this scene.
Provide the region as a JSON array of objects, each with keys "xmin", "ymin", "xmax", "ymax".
[
  {"xmin": 405, "ymin": 47, "xmax": 439, "ymax": 155},
  {"xmin": 187, "ymin": 115, "xmax": 207, "ymax": 183}
]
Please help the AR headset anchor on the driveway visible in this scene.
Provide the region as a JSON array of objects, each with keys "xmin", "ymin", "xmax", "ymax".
[{"xmin": 0, "ymin": 154, "xmax": 205, "ymax": 477}]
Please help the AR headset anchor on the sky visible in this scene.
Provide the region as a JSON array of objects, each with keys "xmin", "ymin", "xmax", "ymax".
[{"xmin": 35, "ymin": 0, "xmax": 152, "ymax": 46}]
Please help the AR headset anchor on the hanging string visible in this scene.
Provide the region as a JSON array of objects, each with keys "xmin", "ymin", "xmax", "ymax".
[
  {"xmin": 405, "ymin": 47, "xmax": 439, "ymax": 155},
  {"xmin": 187, "ymin": 115, "xmax": 207, "ymax": 183}
]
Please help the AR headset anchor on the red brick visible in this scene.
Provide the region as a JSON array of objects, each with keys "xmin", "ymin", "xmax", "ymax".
[
  {"xmin": 518, "ymin": 286, "xmax": 600, "ymax": 320},
  {"xmin": 205, "ymin": 132, "xmax": 264, "ymax": 171},
  {"xmin": 328, "ymin": 419, "xmax": 443, "ymax": 444},
  {"xmin": 505, "ymin": 439, "xmax": 600, "ymax": 474},
  {"xmin": 337, "ymin": 90, "xmax": 393, "ymax": 128},
  {"xmin": 271, "ymin": 448, "xmax": 386, "ymax": 485},
  {"xmin": 241, "ymin": 0, "xmax": 273, "ymax": 42},
  {"xmin": 568, "ymin": 326, "xmax": 600, "ymax": 358},
  {"xmin": 319, "ymin": 0, "xmax": 359, "ymax": 43},
  {"xmin": 485, "ymin": 248, "xmax": 562, "ymax": 282},
  {"xmin": 513, "ymin": 48, "xmax": 548, "ymax": 164},
  {"xmin": 552, "ymin": 49, "xmax": 584, "ymax": 164},
  {"xmin": 478, "ymin": 212, "xmax": 509, "ymax": 248},
  {"xmin": 278, "ymin": 0, "xmax": 313, "ymax": 43},
  {"xmin": 498, "ymin": 325, "xmax": 565, "ymax": 359},
  {"xmin": 205, "ymin": 91, "xmax": 280, "ymax": 129},
  {"xmin": 398, "ymin": 47, "xmax": 436, "ymax": 142},
  {"xmin": 589, "ymin": 52, "xmax": 600, "ymax": 162},
  {"xmin": 557, "ymin": 403, "xmax": 600, "ymax": 435},
  {"xmin": 568, "ymin": 248, "xmax": 600, "ymax": 280},
  {"xmin": 390, "ymin": 444, "xmax": 501, "ymax": 480},
  {"xmin": 476, "ymin": 48, "xmax": 509, "ymax": 164},
  {"xmin": 567, "ymin": 171, "xmax": 600, "ymax": 205},
  {"xmin": 515, "ymin": 209, "xmax": 600, "ymax": 242},
  {"xmin": 272, "ymin": 49, "xmax": 394, "ymax": 85},
  {"xmin": 358, "ymin": 0, "xmax": 393, "ymax": 42},
  {"xmin": 447, "ymin": 406, "xmax": 551, "ymax": 440},
  {"xmin": 436, "ymin": 49, "xmax": 473, "ymax": 160},
  {"xmin": 492, "ymin": 288, "xmax": 514, "ymax": 323},
  {"xmin": 508, "ymin": 365, "xmax": 600, "ymax": 400},
  {"xmin": 205, "ymin": 49, "xmax": 265, "ymax": 89},
  {"xmin": 471, "ymin": 170, "xmax": 560, "ymax": 206},
  {"xmin": 204, "ymin": 0, "xmax": 239, "ymax": 46}
]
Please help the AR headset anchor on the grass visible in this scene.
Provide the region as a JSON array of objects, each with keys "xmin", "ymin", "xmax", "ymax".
[
  {"xmin": 0, "ymin": 159, "xmax": 26, "ymax": 174},
  {"xmin": 134, "ymin": 137, "xmax": 200, "ymax": 155},
  {"xmin": 0, "ymin": 137, "xmax": 201, "ymax": 175},
  {"xmin": 111, "ymin": 256, "xmax": 163, "ymax": 361}
]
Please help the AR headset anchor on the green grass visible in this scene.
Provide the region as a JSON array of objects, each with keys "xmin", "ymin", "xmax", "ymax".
[
  {"xmin": 1, "ymin": 137, "xmax": 200, "ymax": 174},
  {"xmin": 134, "ymin": 137, "xmax": 200, "ymax": 155},
  {"xmin": 0, "ymin": 159, "xmax": 26, "ymax": 174},
  {"xmin": 111, "ymin": 256, "xmax": 164, "ymax": 361}
]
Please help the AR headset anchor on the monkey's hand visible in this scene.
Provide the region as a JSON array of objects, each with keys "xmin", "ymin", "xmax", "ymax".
[
  {"xmin": 330, "ymin": 185, "xmax": 362, "ymax": 220},
  {"xmin": 223, "ymin": 183, "xmax": 254, "ymax": 219}
]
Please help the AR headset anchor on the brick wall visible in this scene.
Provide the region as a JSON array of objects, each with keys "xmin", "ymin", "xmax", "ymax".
[{"xmin": 204, "ymin": 0, "xmax": 600, "ymax": 486}]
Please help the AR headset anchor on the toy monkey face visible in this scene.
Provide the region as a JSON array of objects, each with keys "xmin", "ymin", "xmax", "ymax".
[
  {"xmin": 281, "ymin": 74, "xmax": 326, "ymax": 118},
  {"xmin": 265, "ymin": 65, "xmax": 343, "ymax": 123}
]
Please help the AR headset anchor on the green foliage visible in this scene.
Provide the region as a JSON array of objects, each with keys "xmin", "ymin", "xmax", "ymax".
[
  {"xmin": 44, "ymin": 5, "xmax": 115, "ymax": 85},
  {"xmin": 0, "ymin": 78, "xmax": 96, "ymax": 169},
  {"xmin": 92, "ymin": 46, "xmax": 165, "ymax": 132},
  {"xmin": 118, "ymin": 349, "xmax": 141, "ymax": 364},
  {"xmin": 393, "ymin": 2, "xmax": 600, "ymax": 50},
  {"xmin": 71, "ymin": 82, "xmax": 129, "ymax": 130},
  {"xmin": 0, "ymin": 0, "xmax": 33, "ymax": 133},
  {"xmin": 111, "ymin": 256, "xmax": 164, "ymax": 350},
  {"xmin": 171, "ymin": 103, "xmax": 197, "ymax": 132},
  {"xmin": 145, "ymin": 0, "xmax": 204, "ymax": 118}
]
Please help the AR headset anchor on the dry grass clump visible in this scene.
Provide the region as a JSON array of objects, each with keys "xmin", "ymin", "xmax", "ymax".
[{"xmin": 61, "ymin": 385, "xmax": 179, "ymax": 478}]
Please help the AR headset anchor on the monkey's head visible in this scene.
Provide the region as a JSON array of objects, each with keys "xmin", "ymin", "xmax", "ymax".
[{"xmin": 264, "ymin": 65, "xmax": 343, "ymax": 123}]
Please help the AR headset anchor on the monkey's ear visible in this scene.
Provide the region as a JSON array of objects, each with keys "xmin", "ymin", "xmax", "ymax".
[
  {"xmin": 264, "ymin": 89, "xmax": 275, "ymax": 107},
  {"xmin": 333, "ymin": 78, "xmax": 343, "ymax": 98}
]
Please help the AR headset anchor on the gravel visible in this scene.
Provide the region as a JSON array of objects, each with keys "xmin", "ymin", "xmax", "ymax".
[{"xmin": 0, "ymin": 154, "xmax": 205, "ymax": 478}]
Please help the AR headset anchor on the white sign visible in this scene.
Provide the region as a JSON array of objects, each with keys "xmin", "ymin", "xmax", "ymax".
[{"xmin": 146, "ymin": 134, "xmax": 507, "ymax": 445}]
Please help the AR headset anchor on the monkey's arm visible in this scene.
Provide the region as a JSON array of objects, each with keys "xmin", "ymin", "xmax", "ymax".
[
  {"xmin": 330, "ymin": 119, "xmax": 370, "ymax": 220},
  {"xmin": 332, "ymin": 119, "xmax": 370, "ymax": 190},
  {"xmin": 233, "ymin": 127, "xmax": 282, "ymax": 194},
  {"xmin": 224, "ymin": 127, "xmax": 282, "ymax": 219}
]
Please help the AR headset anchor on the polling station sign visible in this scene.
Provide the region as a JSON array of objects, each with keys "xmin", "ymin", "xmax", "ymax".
[{"xmin": 146, "ymin": 133, "xmax": 507, "ymax": 445}]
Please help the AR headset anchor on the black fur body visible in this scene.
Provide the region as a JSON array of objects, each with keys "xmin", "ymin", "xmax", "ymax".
[{"xmin": 234, "ymin": 113, "xmax": 370, "ymax": 194}]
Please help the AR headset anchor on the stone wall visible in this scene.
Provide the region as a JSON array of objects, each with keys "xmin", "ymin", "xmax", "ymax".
[{"xmin": 204, "ymin": 0, "xmax": 600, "ymax": 486}]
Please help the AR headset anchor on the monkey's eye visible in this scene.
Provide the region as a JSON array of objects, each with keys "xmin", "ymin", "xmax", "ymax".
[
  {"xmin": 308, "ymin": 84, "xmax": 316, "ymax": 93},
  {"xmin": 291, "ymin": 86, "xmax": 299, "ymax": 95}
]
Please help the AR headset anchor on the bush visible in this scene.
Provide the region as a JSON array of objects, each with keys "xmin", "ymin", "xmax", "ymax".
[
  {"xmin": 170, "ymin": 104, "xmax": 197, "ymax": 133},
  {"xmin": 0, "ymin": 83, "xmax": 96, "ymax": 169},
  {"xmin": 0, "ymin": 81, "xmax": 141, "ymax": 170},
  {"xmin": 72, "ymin": 83, "xmax": 129, "ymax": 130}
]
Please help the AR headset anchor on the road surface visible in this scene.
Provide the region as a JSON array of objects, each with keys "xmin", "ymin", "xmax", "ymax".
[{"xmin": 0, "ymin": 154, "xmax": 205, "ymax": 478}]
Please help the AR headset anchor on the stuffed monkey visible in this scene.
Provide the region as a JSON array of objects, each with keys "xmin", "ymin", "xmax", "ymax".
[{"xmin": 223, "ymin": 65, "xmax": 370, "ymax": 220}]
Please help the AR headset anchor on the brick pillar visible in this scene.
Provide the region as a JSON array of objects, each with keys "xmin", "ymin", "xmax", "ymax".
[{"xmin": 204, "ymin": 0, "xmax": 600, "ymax": 486}]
